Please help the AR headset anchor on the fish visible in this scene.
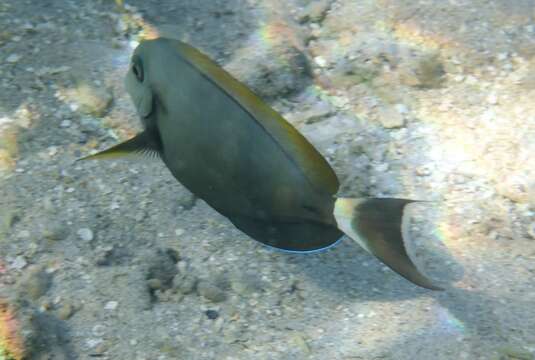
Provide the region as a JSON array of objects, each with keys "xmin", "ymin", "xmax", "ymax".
[{"xmin": 80, "ymin": 37, "xmax": 442, "ymax": 290}]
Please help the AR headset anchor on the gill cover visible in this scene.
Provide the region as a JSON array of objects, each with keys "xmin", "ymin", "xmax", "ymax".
[{"xmin": 124, "ymin": 55, "xmax": 153, "ymax": 119}]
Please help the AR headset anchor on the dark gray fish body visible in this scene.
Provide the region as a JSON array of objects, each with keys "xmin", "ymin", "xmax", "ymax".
[
  {"xmin": 81, "ymin": 38, "xmax": 443, "ymax": 290},
  {"xmin": 140, "ymin": 39, "xmax": 342, "ymax": 251}
]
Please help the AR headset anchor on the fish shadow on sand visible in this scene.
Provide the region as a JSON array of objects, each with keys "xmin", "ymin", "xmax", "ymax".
[
  {"xmin": 265, "ymin": 228, "xmax": 464, "ymax": 302},
  {"xmin": 371, "ymin": 288, "xmax": 526, "ymax": 358}
]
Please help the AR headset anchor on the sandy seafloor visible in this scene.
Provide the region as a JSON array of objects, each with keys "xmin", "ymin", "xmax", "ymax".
[{"xmin": 1, "ymin": 0, "xmax": 534, "ymax": 359}]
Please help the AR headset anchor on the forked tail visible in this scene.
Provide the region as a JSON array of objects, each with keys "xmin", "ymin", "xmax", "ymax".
[{"xmin": 333, "ymin": 197, "xmax": 443, "ymax": 290}]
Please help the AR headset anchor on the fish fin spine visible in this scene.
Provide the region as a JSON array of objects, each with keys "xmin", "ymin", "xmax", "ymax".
[{"xmin": 77, "ymin": 129, "xmax": 161, "ymax": 161}]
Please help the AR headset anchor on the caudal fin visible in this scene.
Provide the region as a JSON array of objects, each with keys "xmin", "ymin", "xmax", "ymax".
[{"xmin": 333, "ymin": 197, "xmax": 443, "ymax": 290}]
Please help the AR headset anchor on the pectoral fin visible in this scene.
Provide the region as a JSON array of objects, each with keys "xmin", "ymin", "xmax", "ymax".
[{"xmin": 77, "ymin": 130, "xmax": 161, "ymax": 161}]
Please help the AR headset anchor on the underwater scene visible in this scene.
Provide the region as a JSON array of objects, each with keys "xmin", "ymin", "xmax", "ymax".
[{"xmin": 1, "ymin": 0, "xmax": 534, "ymax": 359}]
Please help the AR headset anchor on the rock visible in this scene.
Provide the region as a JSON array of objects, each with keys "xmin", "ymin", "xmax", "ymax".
[
  {"xmin": 0, "ymin": 30, "xmax": 12, "ymax": 46},
  {"xmin": 147, "ymin": 278, "xmax": 162, "ymax": 290},
  {"xmin": 94, "ymin": 245, "xmax": 119, "ymax": 266},
  {"xmin": 301, "ymin": 101, "xmax": 332, "ymax": 124},
  {"xmin": 77, "ymin": 228, "xmax": 94, "ymax": 241},
  {"xmin": 205, "ymin": 309, "xmax": 219, "ymax": 320},
  {"xmin": 377, "ymin": 106, "xmax": 405, "ymax": 128},
  {"xmin": 225, "ymin": 22, "xmax": 310, "ymax": 98},
  {"xmin": 75, "ymin": 84, "xmax": 113, "ymax": 117},
  {"xmin": 400, "ymin": 52, "xmax": 445, "ymax": 88},
  {"xmin": 57, "ymin": 302, "xmax": 76, "ymax": 320},
  {"xmin": 43, "ymin": 221, "xmax": 68, "ymax": 242},
  {"xmin": 230, "ymin": 272, "xmax": 263, "ymax": 296},
  {"xmin": 146, "ymin": 248, "xmax": 179, "ymax": 293},
  {"xmin": 60, "ymin": 119, "xmax": 71, "ymax": 128},
  {"xmin": 496, "ymin": 345, "xmax": 533, "ymax": 360},
  {"xmin": 0, "ymin": 210, "xmax": 17, "ymax": 236},
  {"xmin": 172, "ymin": 273, "xmax": 197, "ymax": 295},
  {"xmin": 298, "ymin": 0, "xmax": 331, "ymax": 23},
  {"xmin": 290, "ymin": 332, "xmax": 311, "ymax": 354},
  {"xmin": 496, "ymin": 174, "xmax": 534, "ymax": 203},
  {"xmin": 18, "ymin": 266, "xmax": 52, "ymax": 300},
  {"xmin": 176, "ymin": 260, "xmax": 188, "ymax": 273},
  {"xmin": 197, "ymin": 280, "xmax": 227, "ymax": 303},
  {"xmin": 176, "ymin": 192, "xmax": 197, "ymax": 210}
]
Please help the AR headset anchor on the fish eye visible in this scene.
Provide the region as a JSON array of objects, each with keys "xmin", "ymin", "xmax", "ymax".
[{"xmin": 131, "ymin": 57, "xmax": 144, "ymax": 82}]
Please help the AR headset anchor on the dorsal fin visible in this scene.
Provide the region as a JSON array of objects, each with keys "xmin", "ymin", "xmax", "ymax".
[{"xmin": 171, "ymin": 40, "xmax": 339, "ymax": 195}]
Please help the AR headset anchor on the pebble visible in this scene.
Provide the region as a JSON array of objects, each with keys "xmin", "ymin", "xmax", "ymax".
[
  {"xmin": 57, "ymin": 302, "xmax": 76, "ymax": 320},
  {"xmin": 146, "ymin": 248, "xmax": 180, "ymax": 293},
  {"xmin": 374, "ymin": 163, "xmax": 389, "ymax": 172},
  {"xmin": 6, "ymin": 53, "xmax": 21, "ymax": 63},
  {"xmin": 497, "ymin": 52, "xmax": 508, "ymax": 61},
  {"xmin": 176, "ymin": 192, "xmax": 197, "ymax": 210},
  {"xmin": 176, "ymin": 260, "xmax": 188, "ymax": 273},
  {"xmin": 75, "ymin": 84, "xmax": 113, "ymax": 117},
  {"xmin": 394, "ymin": 103, "xmax": 408, "ymax": 114},
  {"xmin": 60, "ymin": 119, "xmax": 72, "ymax": 128},
  {"xmin": 528, "ymin": 222, "xmax": 535, "ymax": 240},
  {"xmin": 197, "ymin": 280, "xmax": 227, "ymax": 303},
  {"xmin": 377, "ymin": 106, "xmax": 405, "ymax": 128},
  {"xmin": 465, "ymin": 75, "xmax": 478, "ymax": 85},
  {"xmin": 147, "ymin": 278, "xmax": 162, "ymax": 290},
  {"xmin": 173, "ymin": 273, "xmax": 197, "ymax": 295},
  {"xmin": 94, "ymin": 245, "xmax": 116, "ymax": 266},
  {"xmin": 314, "ymin": 56, "xmax": 327, "ymax": 68},
  {"xmin": 487, "ymin": 92, "xmax": 498, "ymax": 105},
  {"xmin": 86, "ymin": 338, "xmax": 103, "ymax": 349},
  {"xmin": 230, "ymin": 273, "xmax": 263, "ymax": 296},
  {"xmin": 290, "ymin": 333, "xmax": 311, "ymax": 354},
  {"xmin": 415, "ymin": 165, "xmax": 432, "ymax": 176},
  {"xmin": 77, "ymin": 228, "xmax": 94, "ymax": 241},
  {"xmin": 298, "ymin": 0, "xmax": 331, "ymax": 23},
  {"xmin": 104, "ymin": 301, "xmax": 118, "ymax": 311},
  {"xmin": 205, "ymin": 309, "xmax": 219, "ymax": 320},
  {"xmin": 92, "ymin": 324, "xmax": 106, "ymax": 337},
  {"xmin": 10, "ymin": 255, "xmax": 27, "ymax": 270},
  {"xmin": 301, "ymin": 102, "xmax": 332, "ymax": 124}
]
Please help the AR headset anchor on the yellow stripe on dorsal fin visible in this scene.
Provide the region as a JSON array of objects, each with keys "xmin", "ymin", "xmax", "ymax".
[
  {"xmin": 77, "ymin": 130, "xmax": 160, "ymax": 161},
  {"xmin": 173, "ymin": 40, "xmax": 340, "ymax": 196}
]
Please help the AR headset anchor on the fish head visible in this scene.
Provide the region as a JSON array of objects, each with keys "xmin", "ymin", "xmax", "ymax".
[
  {"xmin": 124, "ymin": 38, "xmax": 186, "ymax": 130},
  {"xmin": 124, "ymin": 41, "xmax": 156, "ymax": 127}
]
